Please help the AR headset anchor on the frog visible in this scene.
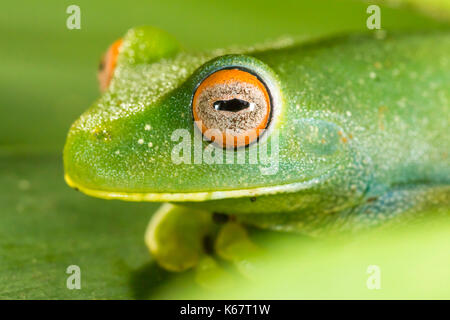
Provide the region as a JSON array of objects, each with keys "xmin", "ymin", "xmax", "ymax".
[{"xmin": 64, "ymin": 26, "xmax": 450, "ymax": 274}]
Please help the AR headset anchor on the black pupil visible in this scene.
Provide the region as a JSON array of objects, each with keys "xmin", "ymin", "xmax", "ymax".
[{"xmin": 213, "ymin": 98, "xmax": 250, "ymax": 112}]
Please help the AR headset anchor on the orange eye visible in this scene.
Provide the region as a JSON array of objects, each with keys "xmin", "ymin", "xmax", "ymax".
[
  {"xmin": 192, "ymin": 68, "xmax": 271, "ymax": 148},
  {"xmin": 98, "ymin": 38, "xmax": 123, "ymax": 91}
]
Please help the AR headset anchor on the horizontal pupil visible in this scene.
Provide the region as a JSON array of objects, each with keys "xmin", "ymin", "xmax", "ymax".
[{"xmin": 213, "ymin": 98, "xmax": 250, "ymax": 112}]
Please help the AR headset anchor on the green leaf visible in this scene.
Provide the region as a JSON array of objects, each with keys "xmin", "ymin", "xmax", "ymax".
[{"xmin": 0, "ymin": 154, "xmax": 161, "ymax": 299}]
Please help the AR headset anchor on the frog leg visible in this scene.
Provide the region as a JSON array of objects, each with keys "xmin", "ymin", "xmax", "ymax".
[
  {"xmin": 145, "ymin": 204, "xmax": 248, "ymax": 288},
  {"xmin": 145, "ymin": 205, "xmax": 262, "ymax": 279},
  {"xmin": 304, "ymin": 184, "xmax": 450, "ymax": 234},
  {"xmin": 235, "ymin": 184, "xmax": 449, "ymax": 236},
  {"xmin": 344, "ymin": 184, "xmax": 450, "ymax": 233},
  {"xmin": 145, "ymin": 203, "xmax": 218, "ymax": 272}
]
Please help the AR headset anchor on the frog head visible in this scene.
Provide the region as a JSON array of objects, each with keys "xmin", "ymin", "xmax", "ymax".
[{"xmin": 64, "ymin": 26, "xmax": 366, "ymax": 213}]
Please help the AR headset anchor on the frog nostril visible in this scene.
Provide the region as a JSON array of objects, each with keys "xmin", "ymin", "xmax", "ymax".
[
  {"xmin": 92, "ymin": 128, "xmax": 111, "ymax": 141},
  {"xmin": 213, "ymin": 98, "xmax": 254, "ymax": 112}
]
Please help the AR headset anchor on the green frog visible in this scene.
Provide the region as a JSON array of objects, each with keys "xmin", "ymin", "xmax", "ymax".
[{"xmin": 64, "ymin": 26, "xmax": 449, "ymax": 273}]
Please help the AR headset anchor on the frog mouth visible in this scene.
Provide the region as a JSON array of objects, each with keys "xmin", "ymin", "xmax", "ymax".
[{"xmin": 64, "ymin": 171, "xmax": 330, "ymax": 202}]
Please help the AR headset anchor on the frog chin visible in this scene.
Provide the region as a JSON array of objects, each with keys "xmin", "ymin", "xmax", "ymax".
[{"xmin": 64, "ymin": 169, "xmax": 331, "ymax": 203}]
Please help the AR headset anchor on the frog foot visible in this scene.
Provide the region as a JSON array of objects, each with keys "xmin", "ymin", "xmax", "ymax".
[
  {"xmin": 145, "ymin": 204, "xmax": 262, "ymax": 280},
  {"xmin": 145, "ymin": 203, "xmax": 215, "ymax": 272},
  {"xmin": 214, "ymin": 220, "xmax": 262, "ymax": 278}
]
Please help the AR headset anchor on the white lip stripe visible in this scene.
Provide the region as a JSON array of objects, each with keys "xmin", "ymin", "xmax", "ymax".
[{"xmin": 65, "ymin": 173, "xmax": 327, "ymax": 202}]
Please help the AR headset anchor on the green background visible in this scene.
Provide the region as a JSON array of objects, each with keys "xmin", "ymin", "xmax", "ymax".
[{"xmin": 1, "ymin": 0, "xmax": 449, "ymax": 299}]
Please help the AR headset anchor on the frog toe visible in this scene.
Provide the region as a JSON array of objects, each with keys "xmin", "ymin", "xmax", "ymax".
[
  {"xmin": 145, "ymin": 204, "xmax": 215, "ymax": 272},
  {"xmin": 215, "ymin": 222, "xmax": 263, "ymax": 278}
]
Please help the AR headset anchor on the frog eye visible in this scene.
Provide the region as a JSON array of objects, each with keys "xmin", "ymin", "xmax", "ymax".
[
  {"xmin": 98, "ymin": 39, "xmax": 123, "ymax": 91},
  {"xmin": 192, "ymin": 68, "xmax": 272, "ymax": 148}
]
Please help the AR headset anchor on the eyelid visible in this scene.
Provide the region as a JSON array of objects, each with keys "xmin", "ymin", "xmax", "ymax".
[{"xmin": 98, "ymin": 38, "xmax": 123, "ymax": 91}]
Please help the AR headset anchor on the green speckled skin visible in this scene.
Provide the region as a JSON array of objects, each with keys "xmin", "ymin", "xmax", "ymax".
[{"xmin": 64, "ymin": 27, "xmax": 449, "ymax": 239}]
